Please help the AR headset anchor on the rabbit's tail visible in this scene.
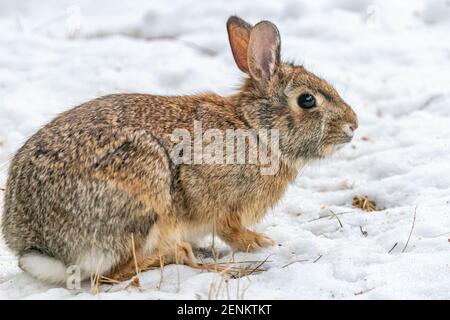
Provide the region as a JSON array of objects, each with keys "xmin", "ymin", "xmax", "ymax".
[{"xmin": 19, "ymin": 251, "xmax": 69, "ymax": 285}]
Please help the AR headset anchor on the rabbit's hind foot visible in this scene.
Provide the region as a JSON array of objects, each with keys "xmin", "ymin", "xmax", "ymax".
[{"xmin": 103, "ymin": 241, "xmax": 197, "ymax": 283}]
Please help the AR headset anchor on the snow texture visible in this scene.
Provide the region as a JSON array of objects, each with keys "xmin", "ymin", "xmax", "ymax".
[{"xmin": 0, "ymin": 0, "xmax": 449, "ymax": 299}]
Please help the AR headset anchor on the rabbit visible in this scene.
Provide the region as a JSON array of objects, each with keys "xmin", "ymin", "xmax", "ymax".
[{"xmin": 1, "ymin": 16, "xmax": 358, "ymax": 284}]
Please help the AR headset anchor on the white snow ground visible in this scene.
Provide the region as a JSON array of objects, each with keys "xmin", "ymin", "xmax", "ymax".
[{"xmin": 0, "ymin": 0, "xmax": 449, "ymax": 299}]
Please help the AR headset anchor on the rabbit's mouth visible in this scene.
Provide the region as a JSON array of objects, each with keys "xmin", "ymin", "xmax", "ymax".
[
  {"xmin": 334, "ymin": 135, "xmax": 354, "ymax": 148},
  {"xmin": 341, "ymin": 135, "xmax": 354, "ymax": 144},
  {"xmin": 334, "ymin": 132, "xmax": 355, "ymax": 145},
  {"xmin": 319, "ymin": 136, "xmax": 353, "ymax": 157}
]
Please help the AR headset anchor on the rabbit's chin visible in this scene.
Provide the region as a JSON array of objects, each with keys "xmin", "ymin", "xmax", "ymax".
[{"xmin": 320, "ymin": 142, "xmax": 351, "ymax": 157}]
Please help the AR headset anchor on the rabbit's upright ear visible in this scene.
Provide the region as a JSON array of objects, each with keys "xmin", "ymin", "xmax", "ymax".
[
  {"xmin": 248, "ymin": 21, "xmax": 281, "ymax": 83},
  {"xmin": 227, "ymin": 16, "xmax": 252, "ymax": 73}
]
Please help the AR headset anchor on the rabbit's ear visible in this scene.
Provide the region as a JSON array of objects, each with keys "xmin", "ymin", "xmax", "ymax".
[
  {"xmin": 248, "ymin": 21, "xmax": 281, "ymax": 83},
  {"xmin": 227, "ymin": 16, "xmax": 252, "ymax": 73}
]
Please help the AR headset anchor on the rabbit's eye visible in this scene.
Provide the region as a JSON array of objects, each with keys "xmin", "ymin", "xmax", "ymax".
[{"xmin": 297, "ymin": 94, "xmax": 316, "ymax": 109}]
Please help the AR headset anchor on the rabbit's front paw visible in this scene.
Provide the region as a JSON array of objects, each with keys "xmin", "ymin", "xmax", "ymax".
[{"xmin": 229, "ymin": 230, "xmax": 275, "ymax": 252}]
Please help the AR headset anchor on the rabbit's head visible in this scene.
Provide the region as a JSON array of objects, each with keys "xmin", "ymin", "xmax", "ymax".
[{"xmin": 227, "ymin": 16, "xmax": 358, "ymax": 162}]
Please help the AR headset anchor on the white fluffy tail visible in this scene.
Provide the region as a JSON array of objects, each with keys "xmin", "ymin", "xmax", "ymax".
[
  {"xmin": 19, "ymin": 251, "xmax": 69, "ymax": 284},
  {"xmin": 18, "ymin": 250, "xmax": 117, "ymax": 285}
]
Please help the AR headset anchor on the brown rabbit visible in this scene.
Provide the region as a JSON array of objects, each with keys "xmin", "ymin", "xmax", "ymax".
[{"xmin": 1, "ymin": 16, "xmax": 357, "ymax": 284}]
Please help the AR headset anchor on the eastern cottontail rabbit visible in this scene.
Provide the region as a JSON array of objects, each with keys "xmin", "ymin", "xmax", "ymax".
[{"xmin": 2, "ymin": 16, "xmax": 357, "ymax": 284}]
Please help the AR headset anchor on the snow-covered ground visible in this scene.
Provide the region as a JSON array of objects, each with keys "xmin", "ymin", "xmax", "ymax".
[{"xmin": 0, "ymin": 0, "xmax": 449, "ymax": 299}]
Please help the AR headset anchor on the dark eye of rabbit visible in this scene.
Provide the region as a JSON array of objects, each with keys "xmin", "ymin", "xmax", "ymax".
[{"xmin": 297, "ymin": 94, "xmax": 316, "ymax": 109}]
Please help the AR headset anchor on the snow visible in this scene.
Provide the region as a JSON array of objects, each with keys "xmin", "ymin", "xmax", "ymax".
[{"xmin": 0, "ymin": 0, "xmax": 449, "ymax": 299}]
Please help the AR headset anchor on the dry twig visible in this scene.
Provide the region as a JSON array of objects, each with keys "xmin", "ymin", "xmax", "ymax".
[
  {"xmin": 388, "ymin": 242, "xmax": 398, "ymax": 254},
  {"xmin": 354, "ymin": 287, "xmax": 375, "ymax": 296},
  {"xmin": 402, "ymin": 205, "xmax": 419, "ymax": 253},
  {"xmin": 328, "ymin": 209, "xmax": 343, "ymax": 228}
]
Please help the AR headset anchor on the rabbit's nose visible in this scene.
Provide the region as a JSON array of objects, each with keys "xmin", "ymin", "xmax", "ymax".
[{"xmin": 342, "ymin": 123, "xmax": 357, "ymax": 137}]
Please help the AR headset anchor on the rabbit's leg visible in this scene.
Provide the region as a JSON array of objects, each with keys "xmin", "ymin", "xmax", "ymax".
[{"xmin": 216, "ymin": 214, "xmax": 275, "ymax": 252}]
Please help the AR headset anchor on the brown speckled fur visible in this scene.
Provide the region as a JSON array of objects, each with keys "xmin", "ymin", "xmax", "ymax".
[{"xmin": 1, "ymin": 16, "xmax": 357, "ymax": 283}]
